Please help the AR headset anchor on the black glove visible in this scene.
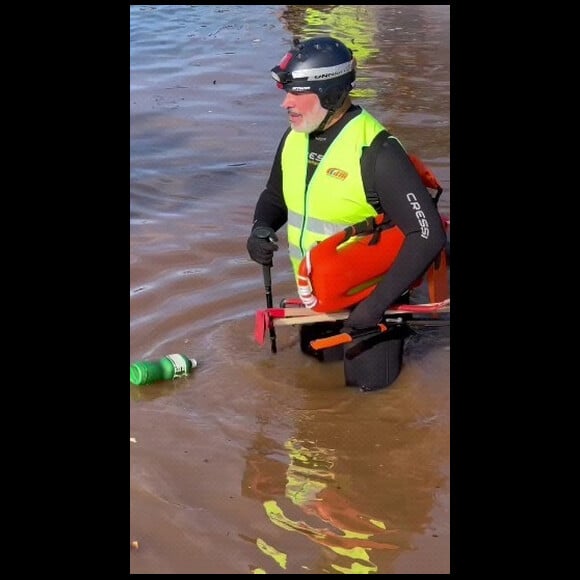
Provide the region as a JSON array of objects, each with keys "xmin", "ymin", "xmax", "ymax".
[{"xmin": 247, "ymin": 226, "xmax": 279, "ymax": 266}]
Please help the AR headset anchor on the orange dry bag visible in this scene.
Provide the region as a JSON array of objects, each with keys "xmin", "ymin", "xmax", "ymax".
[{"xmin": 297, "ymin": 214, "xmax": 404, "ymax": 313}]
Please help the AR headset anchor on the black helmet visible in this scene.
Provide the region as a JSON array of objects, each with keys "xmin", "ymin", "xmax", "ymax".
[{"xmin": 271, "ymin": 36, "xmax": 356, "ymax": 112}]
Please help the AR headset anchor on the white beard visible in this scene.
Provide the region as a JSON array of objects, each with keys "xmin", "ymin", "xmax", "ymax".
[{"xmin": 292, "ymin": 102, "xmax": 328, "ymax": 134}]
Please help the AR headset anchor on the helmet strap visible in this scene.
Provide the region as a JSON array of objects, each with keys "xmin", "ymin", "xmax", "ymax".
[
  {"xmin": 314, "ymin": 96, "xmax": 351, "ymax": 133},
  {"xmin": 315, "ymin": 109, "xmax": 335, "ymax": 133}
]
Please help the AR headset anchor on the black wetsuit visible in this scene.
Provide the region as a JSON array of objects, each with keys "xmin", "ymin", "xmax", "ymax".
[{"xmin": 252, "ymin": 105, "xmax": 447, "ymax": 325}]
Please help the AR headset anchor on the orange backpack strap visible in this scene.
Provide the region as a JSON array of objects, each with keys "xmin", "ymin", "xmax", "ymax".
[
  {"xmin": 408, "ymin": 153, "xmax": 443, "ymax": 205},
  {"xmin": 408, "ymin": 153, "xmax": 449, "ymax": 303},
  {"xmin": 426, "ymin": 216, "xmax": 450, "ymax": 304},
  {"xmin": 427, "ymin": 248, "xmax": 448, "ymax": 304}
]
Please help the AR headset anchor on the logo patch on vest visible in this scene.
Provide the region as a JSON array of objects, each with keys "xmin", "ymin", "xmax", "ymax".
[{"xmin": 326, "ymin": 167, "xmax": 348, "ymax": 181}]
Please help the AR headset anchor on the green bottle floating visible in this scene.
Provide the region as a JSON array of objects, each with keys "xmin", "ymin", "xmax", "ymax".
[{"xmin": 130, "ymin": 354, "xmax": 198, "ymax": 386}]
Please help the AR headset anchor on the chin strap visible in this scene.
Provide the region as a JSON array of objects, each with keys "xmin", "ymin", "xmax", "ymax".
[
  {"xmin": 313, "ymin": 96, "xmax": 349, "ymax": 132},
  {"xmin": 313, "ymin": 109, "xmax": 335, "ymax": 133}
]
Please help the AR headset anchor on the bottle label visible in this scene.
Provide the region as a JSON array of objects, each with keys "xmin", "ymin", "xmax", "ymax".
[{"xmin": 166, "ymin": 354, "xmax": 188, "ymax": 377}]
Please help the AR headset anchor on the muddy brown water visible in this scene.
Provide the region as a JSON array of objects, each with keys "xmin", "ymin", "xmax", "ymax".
[{"xmin": 130, "ymin": 5, "xmax": 450, "ymax": 574}]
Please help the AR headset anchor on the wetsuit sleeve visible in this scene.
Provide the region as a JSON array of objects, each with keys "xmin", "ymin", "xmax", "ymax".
[
  {"xmin": 251, "ymin": 129, "xmax": 290, "ymax": 233},
  {"xmin": 346, "ymin": 133, "xmax": 447, "ymax": 329}
]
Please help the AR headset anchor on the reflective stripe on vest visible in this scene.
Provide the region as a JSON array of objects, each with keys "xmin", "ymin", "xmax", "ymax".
[{"xmin": 281, "ymin": 109, "xmax": 387, "ymax": 279}]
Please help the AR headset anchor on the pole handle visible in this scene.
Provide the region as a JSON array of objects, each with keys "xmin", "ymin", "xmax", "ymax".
[{"xmin": 310, "ymin": 323, "xmax": 388, "ymax": 351}]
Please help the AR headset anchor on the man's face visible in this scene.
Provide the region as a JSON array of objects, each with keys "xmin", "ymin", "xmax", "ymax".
[{"xmin": 280, "ymin": 91, "xmax": 327, "ymax": 133}]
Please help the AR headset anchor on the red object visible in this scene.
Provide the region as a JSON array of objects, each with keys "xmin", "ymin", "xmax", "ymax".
[
  {"xmin": 297, "ymin": 214, "xmax": 405, "ymax": 313},
  {"xmin": 254, "ymin": 310, "xmax": 267, "ymax": 345},
  {"xmin": 253, "ymin": 299, "xmax": 450, "ymax": 346}
]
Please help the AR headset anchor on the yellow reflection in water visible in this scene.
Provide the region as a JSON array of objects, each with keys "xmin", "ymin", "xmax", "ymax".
[{"xmin": 247, "ymin": 437, "xmax": 398, "ymax": 574}]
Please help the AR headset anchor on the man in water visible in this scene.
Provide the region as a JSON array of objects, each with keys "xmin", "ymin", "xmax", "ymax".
[{"xmin": 247, "ymin": 37, "xmax": 447, "ymax": 391}]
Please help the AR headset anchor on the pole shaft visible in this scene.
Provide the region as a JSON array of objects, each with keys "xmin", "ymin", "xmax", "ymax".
[{"xmin": 262, "ymin": 265, "xmax": 277, "ymax": 353}]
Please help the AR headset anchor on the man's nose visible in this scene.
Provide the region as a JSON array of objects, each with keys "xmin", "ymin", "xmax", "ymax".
[{"xmin": 281, "ymin": 92, "xmax": 293, "ymax": 108}]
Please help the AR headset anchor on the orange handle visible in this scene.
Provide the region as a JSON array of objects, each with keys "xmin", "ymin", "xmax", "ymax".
[{"xmin": 310, "ymin": 323, "xmax": 388, "ymax": 351}]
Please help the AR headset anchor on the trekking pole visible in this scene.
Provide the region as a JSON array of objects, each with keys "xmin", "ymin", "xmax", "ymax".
[
  {"xmin": 253, "ymin": 227, "xmax": 278, "ymax": 353},
  {"xmin": 262, "ymin": 263, "xmax": 277, "ymax": 353}
]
